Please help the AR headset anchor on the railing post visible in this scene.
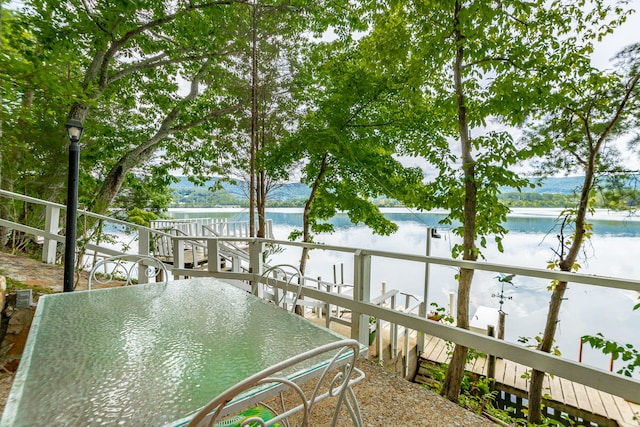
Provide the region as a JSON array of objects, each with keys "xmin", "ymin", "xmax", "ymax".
[
  {"xmin": 418, "ymin": 227, "xmax": 433, "ymax": 354},
  {"xmin": 377, "ymin": 318, "xmax": 383, "ymax": 362},
  {"xmin": 324, "ymin": 283, "xmax": 332, "ymax": 329},
  {"xmin": 403, "ymin": 293, "xmax": 411, "ymax": 377},
  {"xmin": 487, "ymin": 325, "xmax": 496, "ymax": 390},
  {"xmin": 173, "ymin": 239, "xmax": 185, "ymax": 280},
  {"xmin": 315, "ymin": 276, "xmax": 322, "ymax": 317},
  {"xmin": 498, "ymin": 311, "xmax": 506, "ymax": 340},
  {"xmin": 391, "ymin": 294, "xmax": 398, "ymax": 358},
  {"xmin": 42, "ymin": 205, "xmax": 60, "ymax": 264},
  {"xmin": 249, "ymin": 239, "xmax": 263, "ymax": 296},
  {"xmin": 267, "ymin": 219, "xmax": 273, "ymax": 239},
  {"xmin": 138, "ymin": 228, "xmax": 151, "ymax": 284},
  {"xmin": 138, "ymin": 228, "xmax": 150, "ymax": 256},
  {"xmin": 208, "ymin": 238, "xmax": 220, "ymax": 273},
  {"xmin": 352, "ymin": 250, "xmax": 371, "ymax": 346}
]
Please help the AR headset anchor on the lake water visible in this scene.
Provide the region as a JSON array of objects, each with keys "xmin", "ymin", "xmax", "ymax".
[{"xmin": 168, "ymin": 207, "xmax": 640, "ymax": 374}]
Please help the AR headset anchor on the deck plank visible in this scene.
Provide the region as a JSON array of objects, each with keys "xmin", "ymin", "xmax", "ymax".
[
  {"xmin": 422, "ymin": 336, "xmax": 441, "ymax": 360},
  {"xmin": 613, "ymin": 396, "xmax": 640, "ymax": 426},
  {"xmin": 493, "ymin": 357, "xmax": 507, "ymax": 384},
  {"xmin": 584, "ymin": 385, "xmax": 607, "ymax": 418},
  {"xmin": 512, "ymin": 362, "xmax": 529, "ymax": 391},
  {"xmin": 471, "ymin": 353, "xmax": 487, "ymax": 375},
  {"xmin": 429, "ymin": 339, "xmax": 450, "ymax": 364},
  {"xmin": 541, "ymin": 374, "xmax": 553, "ymax": 399},
  {"xmin": 598, "ymin": 390, "xmax": 623, "ymax": 422},
  {"xmin": 571, "ymin": 382, "xmax": 593, "ymax": 413},
  {"xmin": 559, "ymin": 377, "xmax": 579, "ymax": 408},
  {"xmin": 421, "ymin": 336, "xmax": 436, "ymax": 360},
  {"xmin": 547, "ymin": 374, "xmax": 564, "ymax": 403}
]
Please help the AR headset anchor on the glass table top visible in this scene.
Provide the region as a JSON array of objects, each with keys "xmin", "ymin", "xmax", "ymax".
[{"xmin": 0, "ymin": 278, "xmax": 352, "ymax": 426}]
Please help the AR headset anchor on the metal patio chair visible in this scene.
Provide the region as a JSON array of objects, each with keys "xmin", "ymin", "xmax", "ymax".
[
  {"xmin": 87, "ymin": 254, "xmax": 168, "ymax": 290},
  {"xmin": 259, "ymin": 264, "xmax": 304, "ymax": 313},
  {"xmin": 184, "ymin": 339, "xmax": 365, "ymax": 427}
]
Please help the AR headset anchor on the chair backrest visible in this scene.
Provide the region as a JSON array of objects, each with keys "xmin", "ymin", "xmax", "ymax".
[
  {"xmin": 87, "ymin": 254, "xmax": 168, "ymax": 290},
  {"xmin": 184, "ymin": 339, "xmax": 364, "ymax": 427},
  {"xmin": 259, "ymin": 264, "xmax": 304, "ymax": 312}
]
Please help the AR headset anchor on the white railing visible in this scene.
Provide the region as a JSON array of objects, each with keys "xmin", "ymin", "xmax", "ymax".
[
  {"xmin": 0, "ymin": 190, "xmax": 156, "ymax": 268},
  {"xmin": 1, "ymin": 189, "xmax": 639, "ymax": 405},
  {"xmin": 0, "ymin": 190, "xmax": 254, "ymax": 275},
  {"xmin": 150, "ymin": 218, "xmax": 274, "ymax": 239}
]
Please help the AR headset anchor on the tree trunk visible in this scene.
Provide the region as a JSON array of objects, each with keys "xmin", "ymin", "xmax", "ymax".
[
  {"xmin": 249, "ymin": 0, "xmax": 258, "ymax": 237},
  {"xmin": 528, "ymin": 281, "xmax": 567, "ymax": 422},
  {"xmin": 441, "ymin": 0, "xmax": 478, "ymax": 401},
  {"xmin": 442, "ymin": 267, "xmax": 473, "ymax": 400},
  {"xmin": 527, "ymin": 162, "xmax": 595, "ymax": 423},
  {"xmin": 299, "ymin": 154, "xmax": 328, "ymax": 275},
  {"xmin": 90, "ymin": 141, "xmax": 160, "ymax": 215},
  {"xmin": 0, "ymin": 4, "xmax": 5, "ymax": 247},
  {"xmin": 256, "ymin": 115, "xmax": 266, "ymax": 238},
  {"xmin": 528, "ymin": 71, "xmax": 640, "ymax": 423}
]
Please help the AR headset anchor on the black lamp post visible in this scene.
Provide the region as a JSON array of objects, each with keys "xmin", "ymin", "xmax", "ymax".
[{"xmin": 63, "ymin": 119, "xmax": 84, "ymax": 293}]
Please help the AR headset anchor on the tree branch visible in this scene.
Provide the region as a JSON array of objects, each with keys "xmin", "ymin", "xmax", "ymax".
[
  {"xmin": 170, "ymin": 104, "xmax": 243, "ymax": 132},
  {"xmin": 344, "ymin": 122, "xmax": 395, "ymax": 128},
  {"xmin": 96, "ymin": 0, "xmax": 248, "ymax": 91},
  {"xmin": 109, "ymin": 48, "xmax": 238, "ymax": 84},
  {"xmin": 463, "ymin": 56, "xmax": 521, "ymax": 70},
  {"xmin": 594, "ymin": 71, "xmax": 640, "ymax": 154}
]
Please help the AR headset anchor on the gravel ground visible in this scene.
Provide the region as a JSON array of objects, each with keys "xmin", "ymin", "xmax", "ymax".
[
  {"xmin": 0, "ymin": 251, "xmax": 496, "ymax": 426},
  {"xmin": 304, "ymin": 358, "xmax": 498, "ymax": 426}
]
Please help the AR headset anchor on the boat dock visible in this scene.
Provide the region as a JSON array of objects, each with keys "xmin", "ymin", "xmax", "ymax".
[{"xmin": 415, "ymin": 334, "xmax": 640, "ymax": 427}]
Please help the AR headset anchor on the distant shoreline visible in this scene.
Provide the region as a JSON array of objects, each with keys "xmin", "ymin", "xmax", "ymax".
[{"xmin": 168, "ymin": 206, "xmax": 640, "ymax": 222}]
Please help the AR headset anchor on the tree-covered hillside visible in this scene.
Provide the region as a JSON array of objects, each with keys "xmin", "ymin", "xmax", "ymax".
[{"xmin": 170, "ymin": 175, "xmax": 640, "ymax": 208}]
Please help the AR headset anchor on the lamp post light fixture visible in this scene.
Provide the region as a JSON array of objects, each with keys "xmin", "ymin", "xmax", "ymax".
[{"xmin": 63, "ymin": 119, "xmax": 84, "ymax": 293}]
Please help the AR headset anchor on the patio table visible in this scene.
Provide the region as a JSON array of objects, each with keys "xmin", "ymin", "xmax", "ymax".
[{"xmin": 0, "ymin": 277, "xmax": 363, "ymax": 426}]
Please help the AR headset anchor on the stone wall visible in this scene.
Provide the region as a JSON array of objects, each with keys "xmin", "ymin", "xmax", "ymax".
[{"xmin": 0, "ymin": 277, "xmax": 36, "ymax": 372}]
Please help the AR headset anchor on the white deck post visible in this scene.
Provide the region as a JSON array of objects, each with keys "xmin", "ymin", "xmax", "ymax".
[
  {"xmin": 138, "ymin": 228, "xmax": 150, "ymax": 256},
  {"xmin": 418, "ymin": 227, "xmax": 433, "ymax": 353},
  {"xmin": 352, "ymin": 250, "xmax": 371, "ymax": 346},
  {"xmin": 249, "ymin": 239, "xmax": 263, "ymax": 296},
  {"xmin": 391, "ymin": 294, "xmax": 398, "ymax": 358},
  {"xmin": 42, "ymin": 205, "xmax": 60, "ymax": 264},
  {"xmin": 207, "ymin": 238, "xmax": 220, "ymax": 273},
  {"xmin": 173, "ymin": 239, "xmax": 185, "ymax": 280},
  {"xmin": 137, "ymin": 229, "xmax": 150, "ymax": 284}
]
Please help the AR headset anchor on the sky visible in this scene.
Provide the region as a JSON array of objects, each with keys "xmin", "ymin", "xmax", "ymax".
[{"xmin": 591, "ymin": 6, "xmax": 640, "ymax": 69}]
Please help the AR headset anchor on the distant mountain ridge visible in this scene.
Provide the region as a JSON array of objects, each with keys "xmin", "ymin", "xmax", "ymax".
[
  {"xmin": 507, "ymin": 176, "xmax": 586, "ymax": 195},
  {"xmin": 172, "ymin": 175, "xmax": 604, "ymax": 200},
  {"xmin": 171, "ymin": 176, "xmax": 310, "ymax": 201}
]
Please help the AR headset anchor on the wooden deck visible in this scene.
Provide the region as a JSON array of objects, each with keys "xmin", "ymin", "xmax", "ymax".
[{"xmin": 416, "ymin": 335, "xmax": 640, "ymax": 427}]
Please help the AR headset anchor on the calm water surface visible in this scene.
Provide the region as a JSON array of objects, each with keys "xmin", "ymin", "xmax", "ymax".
[{"xmin": 169, "ymin": 207, "xmax": 640, "ymax": 374}]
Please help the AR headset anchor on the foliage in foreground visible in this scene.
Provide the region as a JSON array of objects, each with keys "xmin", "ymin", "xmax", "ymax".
[
  {"xmin": 582, "ymin": 296, "xmax": 640, "ymax": 378},
  {"xmin": 421, "ymin": 363, "xmax": 594, "ymax": 427}
]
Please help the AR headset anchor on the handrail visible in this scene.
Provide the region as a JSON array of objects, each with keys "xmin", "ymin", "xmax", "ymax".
[
  {"xmin": 189, "ymin": 236, "xmax": 640, "ymax": 292},
  {"xmin": 0, "ymin": 189, "xmax": 158, "ymax": 232}
]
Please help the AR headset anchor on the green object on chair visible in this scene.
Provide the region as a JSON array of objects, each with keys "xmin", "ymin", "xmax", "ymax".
[{"xmin": 214, "ymin": 406, "xmax": 280, "ymax": 427}]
